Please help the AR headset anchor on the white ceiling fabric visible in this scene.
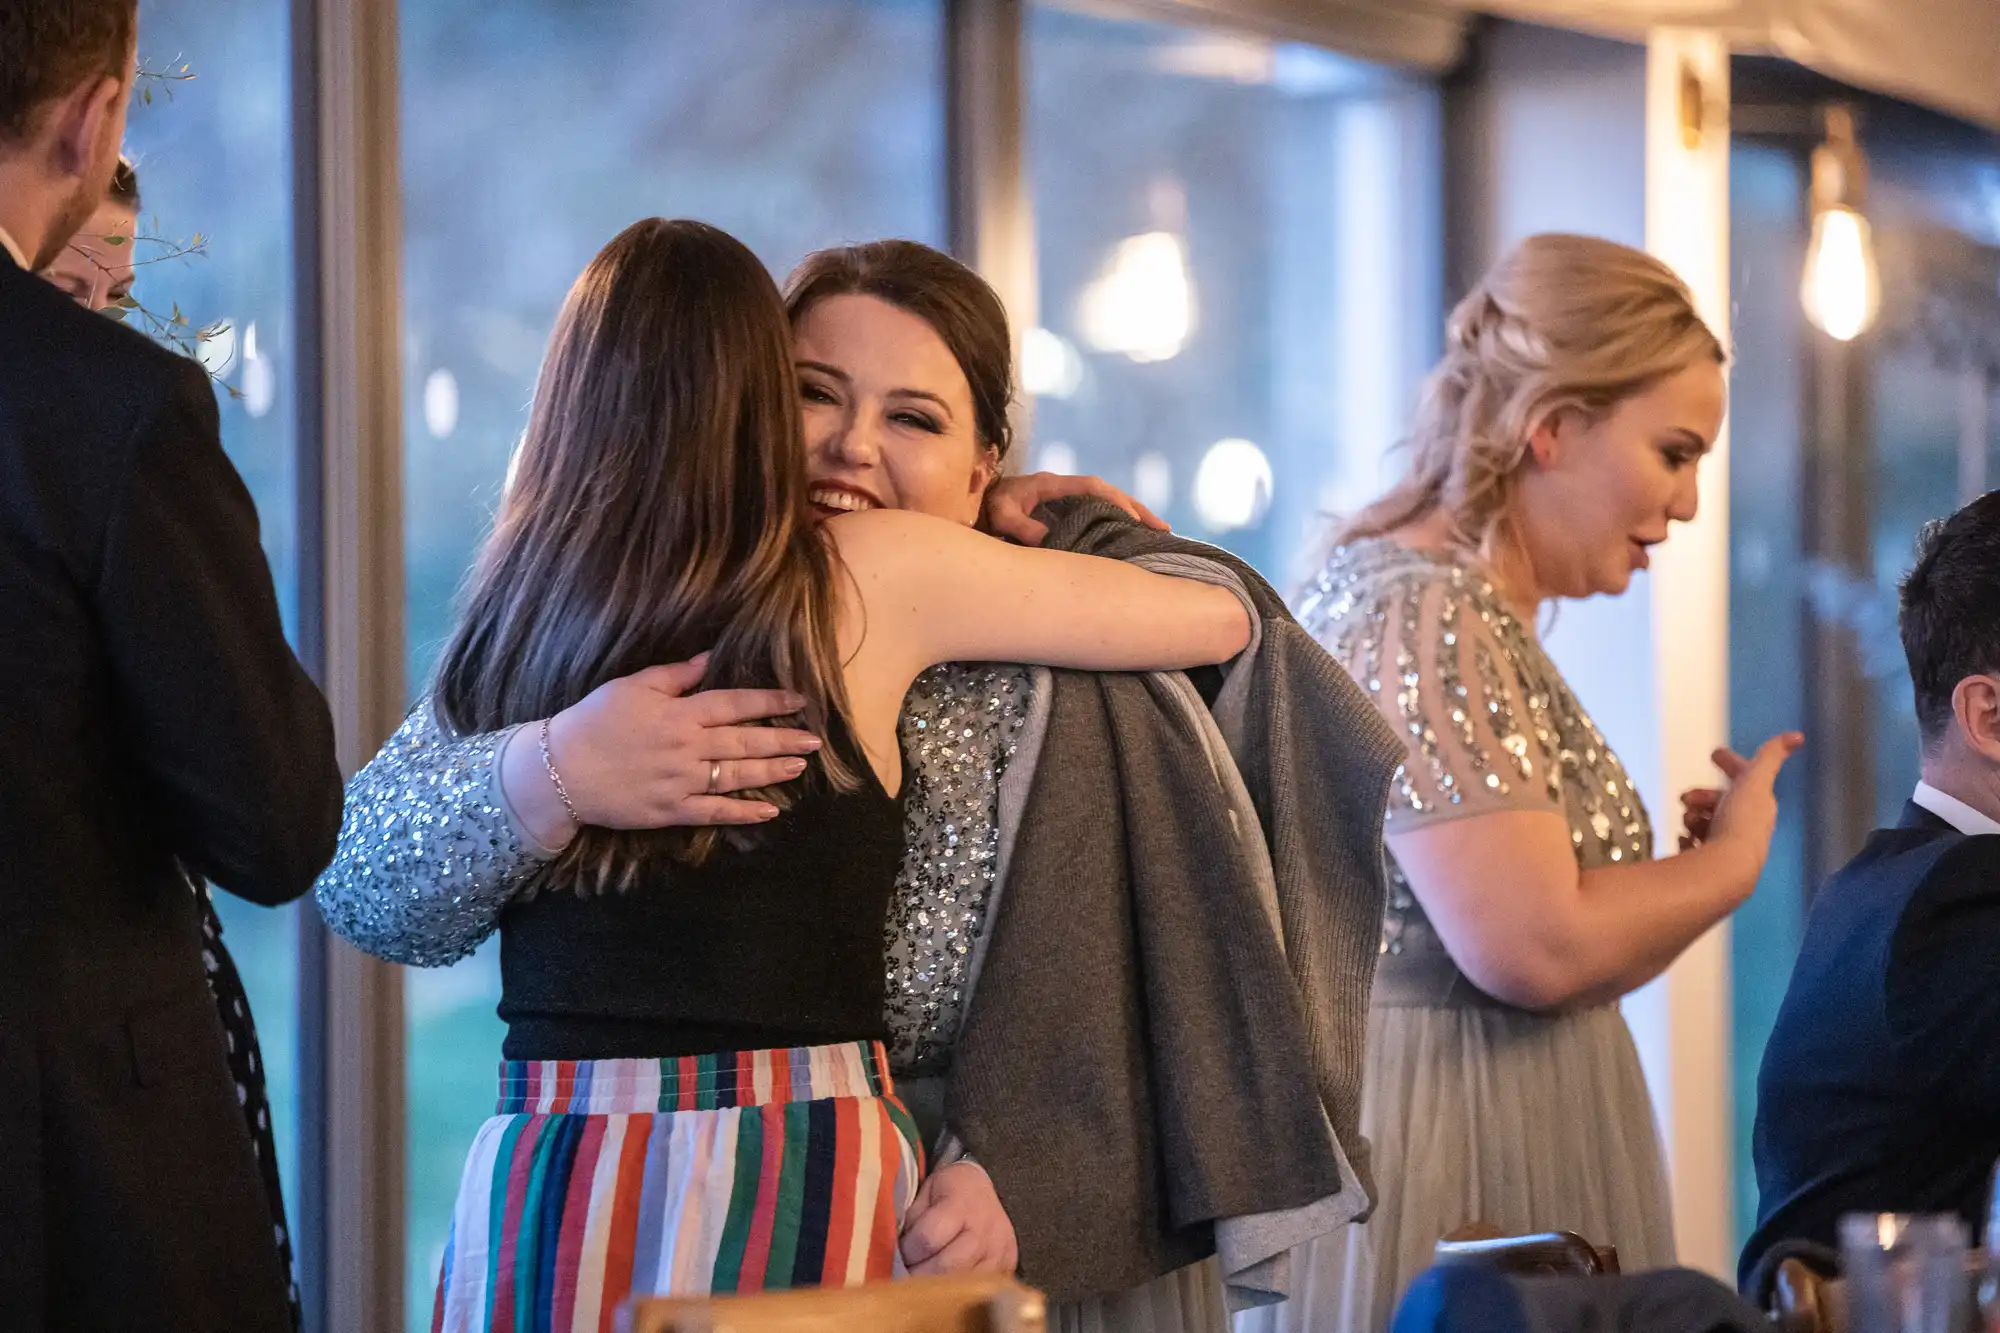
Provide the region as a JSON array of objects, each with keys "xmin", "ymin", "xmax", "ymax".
[{"xmin": 1060, "ymin": 0, "xmax": 2000, "ymax": 130}]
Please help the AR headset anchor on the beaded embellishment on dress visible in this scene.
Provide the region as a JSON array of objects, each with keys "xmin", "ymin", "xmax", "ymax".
[
  {"xmin": 883, "ymin": 663, "xmax": 1034, "ymax": 1074},
  {"xmin": 1297, "ymin": 540, "xmax": 1650, "ymax": 959}
]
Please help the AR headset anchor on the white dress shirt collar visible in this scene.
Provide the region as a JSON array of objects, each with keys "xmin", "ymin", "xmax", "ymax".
[
  {"xmin": 1913, "ymin": 781, "xmax": 2000, "ymax": 837},
  {"xmin": 0, "ymin": 224, "xmax": 28, "ymax": 271}
]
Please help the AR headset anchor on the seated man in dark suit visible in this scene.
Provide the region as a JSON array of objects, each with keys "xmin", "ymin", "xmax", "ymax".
[
  {"xmin": 1742, "ymin": 491, "xmax": 2000, "ymax": 1285},
  {"xmin": 0, "ymin": 2, "xmax": 341, "ymax": 1328}
]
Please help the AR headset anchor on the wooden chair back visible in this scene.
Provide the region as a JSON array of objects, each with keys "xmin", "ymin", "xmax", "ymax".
[
  {"xmin": 619, "ymin": 1274, "xmax": 1048, "ymax": 1333},
  {"xmin": 1434, "ymin": 1222, "xmax": 1622, "ymax": 1277}
]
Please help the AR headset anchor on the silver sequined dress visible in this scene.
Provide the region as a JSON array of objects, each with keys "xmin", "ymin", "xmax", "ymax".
[
  {"xmin": 1239, "ymin": 539, "xmax": 1674, "ymax": 1333},
  {"xmin": 314, "ymin": 662, "xmax": 1034, "ymax": 1078}
]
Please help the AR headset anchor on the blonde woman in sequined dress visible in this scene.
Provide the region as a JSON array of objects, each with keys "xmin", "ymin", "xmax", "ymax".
[{"xmin": 1248, "ymin": 234, "xmax": 1803, "ymax": 1333}]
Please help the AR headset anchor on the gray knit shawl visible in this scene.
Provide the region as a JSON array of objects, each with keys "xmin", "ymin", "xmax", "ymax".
[{"xmin": 944, "ymin": 499, "xmax": 1404, "ymax": 1303}]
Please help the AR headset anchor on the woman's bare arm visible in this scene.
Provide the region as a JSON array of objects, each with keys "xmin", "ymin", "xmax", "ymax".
[
  {"xmin": 1392, "ymin": 735, "xmax": 1800, "ymax": 1010},
  {"xmin": 828, "ymin": 508, "xmax": 1249, "ymax": 679}
]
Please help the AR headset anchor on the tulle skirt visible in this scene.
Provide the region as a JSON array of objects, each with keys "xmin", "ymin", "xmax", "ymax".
[
  {"xmin": 1235, "ymin": 1001, "xmax": 1675, "ymax": 1333},
  {"xmin": 1057, "ymin": 1260, "xmax": 1228, "ymax": 1333}
]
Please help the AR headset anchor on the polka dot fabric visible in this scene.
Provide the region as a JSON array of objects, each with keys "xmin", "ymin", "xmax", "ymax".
[{"xmin": 197, "ymin": 884, "xmax": 302, "ymax": 1330}]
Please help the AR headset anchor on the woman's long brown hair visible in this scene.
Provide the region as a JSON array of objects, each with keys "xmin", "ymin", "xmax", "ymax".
[{"xmin": 433, "ymin": 218, "xmax": 861, "ymax": 891}]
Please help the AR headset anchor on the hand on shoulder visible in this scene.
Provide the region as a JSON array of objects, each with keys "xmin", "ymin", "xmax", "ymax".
[
  {"xmin": 500, "ymin": 655, "xmax": 824, "ymax": 850},
  {"xmin": 980, "ymin": 471, "xmax": 1166, "ymax": 546}
]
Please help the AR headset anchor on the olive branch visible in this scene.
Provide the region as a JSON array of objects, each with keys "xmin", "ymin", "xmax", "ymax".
[
  {"xmin": 76, "ymin": 226, "xmax": 241, "ymax": 398},
  {"xmin": 95, "ymin": 58, "xmax": 242, "ymax": 398},
  {"xmin": 135, "ymin": 56, "xmax": 196, "ymax": 106}
]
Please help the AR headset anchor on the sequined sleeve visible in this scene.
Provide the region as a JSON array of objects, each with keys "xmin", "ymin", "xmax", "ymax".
[
  {"xmin": 313, "ymin": 700, "xmax": 550, "ymax": 967},
  {"xmin": 1320, "ymin": 571, "xmax": 1565, "ymax": 829}
]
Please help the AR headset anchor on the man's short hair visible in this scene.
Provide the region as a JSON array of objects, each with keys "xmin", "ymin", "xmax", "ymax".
[
  {"xmin": 1899, "ymin": 490, "xmax": 2000, "ymax": 746},
  {"xmin": 0, "ymin": 0, "xmax": 136, "ymax": 144}
]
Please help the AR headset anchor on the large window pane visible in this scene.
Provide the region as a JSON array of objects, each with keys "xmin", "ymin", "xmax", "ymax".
[
  {"xmin": 1725, "ymin": 87, "xmax": 2000, "ymax": 1246},
  {"xmin": 1863, "ymin": 112, "xmax": 2000, "ymax": 830},
  {"xmin": 1026, "ymin": 5, "xmax": 1440, "ymax": 586},
  {"xmin": 1725, "ymin": 138, "xmax": 1811, "ymax": 1244},
  {"xmin": 398, "ymin": 3, "xmax": 945, "ymax": 1321},
  {"xmin": 123, "ymin": 0, "xmax": 303, "ymax": 1261}
]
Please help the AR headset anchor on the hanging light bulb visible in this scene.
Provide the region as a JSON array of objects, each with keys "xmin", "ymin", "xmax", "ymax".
[
  {"xmin": 1801, "ymin": 207, "xmax": 1880, "ymax": 342},
  {"xmin": 1799, "ymin": 105, "xmax": 1881, "ymax": 343}
]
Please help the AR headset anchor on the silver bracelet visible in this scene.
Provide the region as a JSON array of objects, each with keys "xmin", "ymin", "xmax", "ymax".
[{"xmin": 537, "ymin": 718, "xmax": 582, "ymax": 829}]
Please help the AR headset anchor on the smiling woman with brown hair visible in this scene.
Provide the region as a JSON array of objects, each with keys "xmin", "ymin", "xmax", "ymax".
[
  {"xmin": 409, "ymin": 218, "xmax": 1246, "ymax": 1325},
  {"xmin": 783, "ymin": 239, "xmax": 1017, "ymax": 526}
]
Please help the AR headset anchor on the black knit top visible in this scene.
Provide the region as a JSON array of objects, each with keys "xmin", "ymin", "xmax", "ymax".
[{"xmin": 497, "ymin": 758, "xmax": 904, "ymax": 1060}]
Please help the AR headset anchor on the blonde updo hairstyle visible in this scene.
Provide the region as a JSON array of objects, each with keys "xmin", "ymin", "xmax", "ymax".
[{"xmin": 1337, "ymin": 233, "xmax": 1725, "ymax": 562}]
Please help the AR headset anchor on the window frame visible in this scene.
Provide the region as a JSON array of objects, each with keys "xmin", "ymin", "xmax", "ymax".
[{"xmin": 291, "ymin": 0, "xmax": 407, "ymax": 1326}]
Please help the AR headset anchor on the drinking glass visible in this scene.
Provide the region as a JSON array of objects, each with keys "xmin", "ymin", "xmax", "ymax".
[{"xmin": 1841, "ymin": 1213, "xmax": 1971, "ymax": 1333}]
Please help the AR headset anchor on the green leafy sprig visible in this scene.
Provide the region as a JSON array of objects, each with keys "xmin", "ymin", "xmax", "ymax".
[
  {"xmin": 83, "ymin": 224, "xmax": 241, "ymax": 398},
  {"xmin": 134, "ymin": 56, "xmax": 196, "ymax": 106}
]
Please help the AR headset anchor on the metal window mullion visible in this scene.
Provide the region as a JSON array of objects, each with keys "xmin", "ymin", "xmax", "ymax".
[
  {"xmin": 292, "ymin": 0, "xmax": 407, "ymax": 1325},
  {"xmin": 947, "ymin": 0, "xmax": 1037, "ymax": 469},
  {"xmin": 1801, "ymin": 332, "xmax": 1876, "ymax": 900}
]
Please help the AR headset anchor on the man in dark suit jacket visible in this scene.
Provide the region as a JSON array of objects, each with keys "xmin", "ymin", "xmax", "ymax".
[
  {"xmin": 1742, "ymin": 490, "xmax": 2000, "ymax": 1286},
  {"xmin": 0, "ymin": 3, "xmax": 342, "ymax": 1328}
]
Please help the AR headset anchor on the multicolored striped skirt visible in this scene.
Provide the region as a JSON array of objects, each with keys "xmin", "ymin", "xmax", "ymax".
[{"xmin": 431, "ymin": 1041, "xmax": 924, "ymax": 1333}]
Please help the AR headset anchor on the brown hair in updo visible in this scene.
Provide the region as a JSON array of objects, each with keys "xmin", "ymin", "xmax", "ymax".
[
  {"xmin": 783, "ymin": 240, "xmax": 1015, "ymax": 467},
  {"xmin": 1336, "ymin": 233, "xmax": 1725, "ymax": 558}
]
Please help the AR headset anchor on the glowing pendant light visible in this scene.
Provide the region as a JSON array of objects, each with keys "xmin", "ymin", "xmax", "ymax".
[{"xmin": 1799, "ymin": 105, "xmax": 1881, "ymax": 343}]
